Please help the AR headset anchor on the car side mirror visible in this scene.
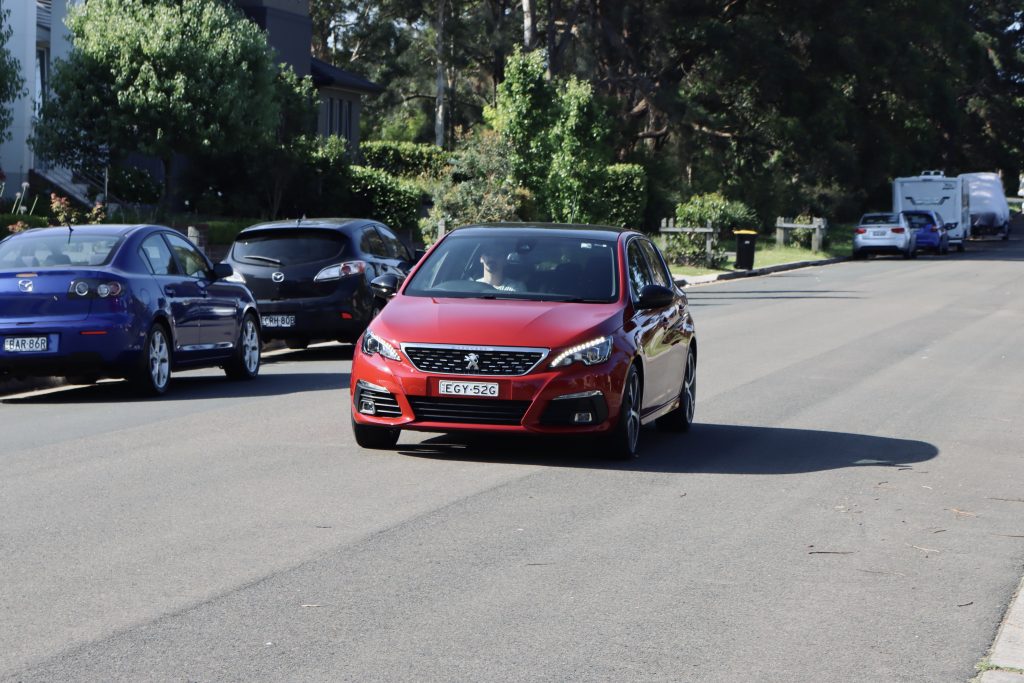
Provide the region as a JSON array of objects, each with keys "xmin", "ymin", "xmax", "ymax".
[
  {"xmin": 371, "ymin": 273, "xmax": 400, "ymax": 299},
  {"xmin": 213, "ymin": 262, "xmax": 234, "ymax": 280},
  {"xmin": 637, "ymin": 284, "xmax": 675, "ymax": 309}
]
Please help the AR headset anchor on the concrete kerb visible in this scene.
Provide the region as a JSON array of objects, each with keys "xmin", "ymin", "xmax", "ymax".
[
  {"xmin": 675, "ymin": 256, "xmax": 846, "ymax": 288},
  {"xmin": 978, "ymin": 575, "xmax": 1024, "ymax": 681}
]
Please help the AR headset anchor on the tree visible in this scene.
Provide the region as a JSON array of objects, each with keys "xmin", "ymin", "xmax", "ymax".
[
  {"xmin": 32, "ymin": 0, "xmax": 281, "ymax": 206},
  {"xmin": 0, "ymin": 0, "xmax": 25, "ymax": 146}
]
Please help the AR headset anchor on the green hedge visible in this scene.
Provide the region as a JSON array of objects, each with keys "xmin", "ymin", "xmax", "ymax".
[
  {"xmin": 594, "ymin": 164, "xmax": 647, "ymax": 228},
  {"xmin": 361, "ymin": 141, "xmax": 449, "ymax": 178},
  {"xmin": 0, "ymin": 213, "xmax": 51, "ymax": 238},
  {"xmin": 349, "ymin": 166, "xmax": 422, "ymax": 231}
]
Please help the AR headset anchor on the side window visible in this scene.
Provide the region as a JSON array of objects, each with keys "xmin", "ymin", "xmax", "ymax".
[
  {"xmin": 359, "ymin": 228, "xmax": 387, "ymax": 258},
  {"xmin": 165, "ymin": 233, "xmax": 209, "ymax": 278},
  {"xmin": 626, "ymin": 239, "xmax": 655, "ymax": 299},
  {"xmin": 639, "ymin": 240, "xmax": 672, "ymax": 288},
  {"xmin": 376, "ymin": 225, "xmax": 411, "ymax": 261},
  {"xmin": 139, "ymin": 235, "xmax": 177, "ymax": 276}
]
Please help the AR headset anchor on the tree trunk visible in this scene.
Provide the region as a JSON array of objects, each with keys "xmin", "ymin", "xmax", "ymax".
[
  {"xmin": 434, "ymin": 0, "xmax": 448, "ymax": 148},
  {"xmin": 522, "ymin": 0, "xmax": 536, "ymax": 49},
  {"xmin": 159, "ymin": 155, "xmax": 174, "ymax": 213}
]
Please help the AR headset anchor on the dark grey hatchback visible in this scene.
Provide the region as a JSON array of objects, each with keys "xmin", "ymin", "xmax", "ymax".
[{"xmin": 222, "ymin": 218, "xmax": 416, "ymax": 348}]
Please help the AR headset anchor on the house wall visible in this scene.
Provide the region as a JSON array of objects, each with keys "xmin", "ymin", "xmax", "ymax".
[
  {"xmin": 232, "ymin": 0, "xmax": 311, "ymax": 77},
  {"xmin": 0, "ymin": 0, "xmax": 70, "ymax": 199}
]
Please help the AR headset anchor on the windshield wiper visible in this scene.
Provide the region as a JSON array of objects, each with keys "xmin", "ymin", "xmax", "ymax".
[{"xmin": 245, "ymin": 255, "xmax": 283, "ymax": 265}]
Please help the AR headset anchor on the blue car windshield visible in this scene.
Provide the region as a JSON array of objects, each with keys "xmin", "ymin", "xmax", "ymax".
[
  {"xmin": 0, "ymin": 230, "xmax": 122, "ymax": 269},
  {"xmin": 404, "ymin": 232, "xmax": 619, "ymax": 303}
]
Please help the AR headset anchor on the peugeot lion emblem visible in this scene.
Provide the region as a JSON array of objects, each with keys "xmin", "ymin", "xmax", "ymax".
[
  {"xmin": 464, "ymin": 353, "xmax": 480, "ymax": 371},
  {"xmin": 271, "ymin": 272, "xmax": 285, "ymax": 283},
  {"xmin": 18, "ymin": 279, "xmax": 33, "ymax": 293}
]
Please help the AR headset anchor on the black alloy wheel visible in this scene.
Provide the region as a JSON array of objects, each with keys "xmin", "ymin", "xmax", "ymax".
[
  {"xmin": 609, "ymin": 364, "xmax": 642, "ymax": 459},
  {"xmin": 657, "ymin": 345, "xmax": 697, "ymax": 433}
]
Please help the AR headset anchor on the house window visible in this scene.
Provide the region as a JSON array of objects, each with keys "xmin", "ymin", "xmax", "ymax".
[
  {"xmin": 327, "ymin": 97, "xmax": 335, "ymax": 135},
  {"xmin": 346, "ymin": 100, "xmax": 353, "ymax": 140},
  {"xmin": 35, "ymin": 48, "xmax": 49, "ymax": 113}
]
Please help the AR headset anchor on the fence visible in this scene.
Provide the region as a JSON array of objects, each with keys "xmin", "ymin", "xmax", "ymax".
[
  {"xmin": 775, "ymin": 216, "xmax": 827, "ymax": 253},
  {"xmin": 658, "ymin": 218, "xmax": 715, "ymax": 264}
]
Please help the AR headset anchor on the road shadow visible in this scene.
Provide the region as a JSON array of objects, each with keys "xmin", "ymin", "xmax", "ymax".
[
  {"xmin": 1, "ymin": 370, "xmax": 349, "ymax": 404},
  {"xmin": 263, "ymin": 343, "xmax": 355, "ymax": 364},
  {"xmin": 397, "ymin": 422, "xmax": 938, "ymax": 474}
]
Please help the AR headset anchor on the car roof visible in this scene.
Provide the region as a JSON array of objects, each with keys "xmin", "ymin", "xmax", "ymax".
[
  {"xmin": 450, "ymin": 222, "xmax": 634, "ymax": 240},
  {"xmin": 12, "ymin": 223, "xmax": 160, "ymax": 238},
  {"xmin": 239, "ymin": 218, "xmax": 376, "ymax": 233}
]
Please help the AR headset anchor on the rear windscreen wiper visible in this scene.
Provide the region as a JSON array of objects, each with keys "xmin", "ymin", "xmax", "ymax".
[{"xmin": 245, "ymin": 255, "xmax": 283, "ymax": 265}]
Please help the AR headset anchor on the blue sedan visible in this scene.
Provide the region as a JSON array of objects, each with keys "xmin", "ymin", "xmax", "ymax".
[{"xmin": 0, "ymin": 224, "xmax": 262, "ymax": 395}]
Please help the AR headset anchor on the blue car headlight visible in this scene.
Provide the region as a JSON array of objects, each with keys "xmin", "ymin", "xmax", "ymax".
[{"xmin": 550, "ymin": 336, "xmax": 612, "ymax": 368}]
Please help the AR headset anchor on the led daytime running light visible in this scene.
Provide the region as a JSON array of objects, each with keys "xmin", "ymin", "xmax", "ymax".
[
  {"xmin": 361, "ymin": 329, "xmax": 401, "ymax": 361},
  {"xmin": 550, "ymin": 336, "xmax": 611, "ymax": 367}
]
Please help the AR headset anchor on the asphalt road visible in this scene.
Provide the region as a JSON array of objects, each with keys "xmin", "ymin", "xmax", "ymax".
[{"xmin": 2, "ymin": 238, "xmax": 1023, "ymax": 682}]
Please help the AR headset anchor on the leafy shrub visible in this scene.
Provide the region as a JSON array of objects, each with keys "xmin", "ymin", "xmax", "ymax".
[
  {"xmin": 594, "ymin": 164, "xmax": 647, "ymax": 228},
  {"xmin": 361, "ymin": 141, "xmax": 449, "ymax": 178},
  {"xmin": 422, "ymin": 130, "xmax": 521, "ymax": 244},
  {"xmin": 348, "ymin": 166, "xmax": 421, "ymax": 231},
  {"xmin": 108, "ymin": 166, "xmax": 160, "ymax": 204},
  {"xmin": 665, "ymin": 192, "xmax": 759, "ymax": 267},
  {"xmin": 199, "ymin": 219, "xmax": 260, "ymax": 245},
  {"xmin": 0, "ymin": 213, "xmax": 49, "ymax": 238}
]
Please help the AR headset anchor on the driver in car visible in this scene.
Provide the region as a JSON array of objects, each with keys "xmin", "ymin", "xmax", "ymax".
[{"xmin": 477, "ymin": 244, "xmax": 525, "ymax": 292}]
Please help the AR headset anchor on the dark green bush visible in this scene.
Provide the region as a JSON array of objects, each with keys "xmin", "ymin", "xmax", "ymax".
[
  {"xmin": 594, "ymin": 164, "xmax": 647, "ymax": 228},
  {"xmin": 361, "ymin": 141, "xmax": 448, "ymax": 178},
  {"xmin": 108, "ymin": 166, "xmax": 161, "ymax": 204},
  {"xmin": 348, "ymin": 166, "xmax": 422, "ymax": 231},
  {"xmin": 665, "ymin": 192, "xmax": 758, "ymax": 268},
  {"xmin": 0, "ymin": 213, "xmax": 50, "ymax": 238}
]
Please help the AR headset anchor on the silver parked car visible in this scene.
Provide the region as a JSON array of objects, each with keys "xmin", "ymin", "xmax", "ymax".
[{"xmin": 853, "ymin": 213, "xmax": 918, "ymax": 260}]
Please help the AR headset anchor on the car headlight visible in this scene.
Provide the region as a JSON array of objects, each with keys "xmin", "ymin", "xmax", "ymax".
[
  {"xmin": 361, "ymin": 329, "xmax": 401, "ymax": 361},
  {"xmin": 550, "ymin": 336, "xmax": 612, "ymax": 368}
]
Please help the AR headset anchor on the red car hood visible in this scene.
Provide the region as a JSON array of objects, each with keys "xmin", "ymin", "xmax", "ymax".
[{"xmin": 373, "ymin": 295, "xmax": 622, "ymax": 348}]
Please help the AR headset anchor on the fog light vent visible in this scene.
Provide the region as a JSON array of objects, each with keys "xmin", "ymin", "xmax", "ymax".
[
  {"xmin": 359, "ymin": 399, "xmax": 376, "ymax": 415},
  {"xmin": 573, "ymin": 412, "xmax": 594, "ymax": 424}
]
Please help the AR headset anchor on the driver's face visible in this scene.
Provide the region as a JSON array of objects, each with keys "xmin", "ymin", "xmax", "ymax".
[{"xmin": 481, "ymin": 251, "xmax": 505, "ymax": 269}]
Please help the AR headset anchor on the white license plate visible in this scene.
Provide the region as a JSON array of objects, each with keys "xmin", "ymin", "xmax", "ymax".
[
  {"xmin": 872, "ymin": 230, "xmax": 887, "ymax": 237},
  {"xmin": 261, "ymin": 315, "xmax": 295, "ymax": 328},
  {"xmin": 4, "ymin": 336, "xmax": 48, "ymax": 352},
  {"xmin": 438, "ymin": 380, "xmax": 499, "ymax": 397}
]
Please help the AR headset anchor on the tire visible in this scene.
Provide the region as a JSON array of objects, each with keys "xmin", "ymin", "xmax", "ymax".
[
  {"xmin": 352, "ymin": 414, "xmax": 400, "ymax": 449},
  {"xmin": 609, "ymin": 364, "xmax": 642, "ymax": 459},
  {"xmin": 658, "ymin": 345, "xmax": 696, "ymax": 433},
  {"xmin": 225, "ymin": 314, "xmax": 261, "ymax": 380},
  {"xmin": 133, "ymin": 323, "xmax": 171, "ymax": 396},
  {"xmin": 285, "ymin": 338, "xmax": 309, "ymax": 350}
]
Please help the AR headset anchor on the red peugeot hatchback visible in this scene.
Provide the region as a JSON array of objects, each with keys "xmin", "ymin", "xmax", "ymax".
[{"xmin": 349, "ymin": 224, "xmax": 696, "ymax": 458}]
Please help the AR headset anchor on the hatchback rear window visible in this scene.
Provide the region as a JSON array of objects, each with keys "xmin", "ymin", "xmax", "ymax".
[
  {"xmin": 860, "ymin": 214, "xmax": 897, "ymax": 225},
  {"xmin": 231, "ymin": 229, "xmax": 348, "ymax": 266}
]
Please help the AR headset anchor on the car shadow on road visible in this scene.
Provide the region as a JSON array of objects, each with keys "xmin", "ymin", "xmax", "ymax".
[
  {"xmin": 263, "ymin": 343, "xmax": 355, "ymax": 364},
  {"xmin": 1, "ymin": 371, "xmax": 349, "ymax": 404},
  {"xmin": 397, "ymin": 422, "xmax": 938, "ymax": 474}
]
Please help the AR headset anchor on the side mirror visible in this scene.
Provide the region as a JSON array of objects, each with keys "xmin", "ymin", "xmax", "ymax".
[
  {"xmin": 637, "ymin": 284, "xmax": 675, "ymax": 310},
  {"xmin": 213, "ymin": 262, "xmax": 234, "ymax": 280},
  {"xmin": 371, "ymin": 273, "xmax": 400, "ymax": 300}
]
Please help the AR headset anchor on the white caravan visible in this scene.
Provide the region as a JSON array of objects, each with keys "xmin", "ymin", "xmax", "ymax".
[
  {"xmin": 959, "ymin": 172, "xmax": 1010, "ymax": 240},
  {"xmin": 892, "ymin": 171, "xmax": 970, "ymax": 251}
]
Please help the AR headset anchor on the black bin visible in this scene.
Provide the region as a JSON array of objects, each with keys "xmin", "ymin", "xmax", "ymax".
[{"xmin": 734, "ymin": 230, "xmax": 757, "ymax": 269}]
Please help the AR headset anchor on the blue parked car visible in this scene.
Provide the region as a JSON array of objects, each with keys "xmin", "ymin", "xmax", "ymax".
[
  {"xmin": 0, "ymin": 224, "xmax": 262, "ymax": 395},
  {"xmin": 902, "ymin": 210, "xmax": 950, "ymax": 255}
]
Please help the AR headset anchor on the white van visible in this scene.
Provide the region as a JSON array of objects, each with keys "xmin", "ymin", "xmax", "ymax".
[
  {"xmin": 892, "ymin": 171, "xmax": 970, "ymax": 251},
  {"xmin": 959, "ymin": 172, "xmax": 1010, "ymax": 240}
]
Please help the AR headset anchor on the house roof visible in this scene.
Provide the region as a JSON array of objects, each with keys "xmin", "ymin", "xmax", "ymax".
[{"xmin": 310, "ymin": 58, "xmax": 384, "ymax": 95}]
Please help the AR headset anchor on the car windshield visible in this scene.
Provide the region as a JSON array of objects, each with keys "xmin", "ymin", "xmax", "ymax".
[
  {"xmin": 0, "ymin": 230, "xmax": 121, "ymax": 269},
  {"xmin": 404, "ymin": 232, "xmax": 619, "ymax": 303},
  {"xmin": 232, "ymin": 228, "xmax": 348, "ymax": 266},
  {"xmin": 860, "ymin": 214, "xmax": 898, "ymax": 225}
]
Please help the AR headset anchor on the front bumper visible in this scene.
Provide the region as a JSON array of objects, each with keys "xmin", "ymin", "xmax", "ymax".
[{"xmin": 350, "ymin": 345, "xmax": 629, "ymax": 435}]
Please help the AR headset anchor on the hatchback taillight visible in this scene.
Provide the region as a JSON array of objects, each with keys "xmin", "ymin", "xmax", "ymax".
[
  {"xmin": 891, "ymin": 227, "xmax": 905, "ymax": 234},
  {"xmin": 855, "ymin": 228, "xmax": 866, "ymax": 234},
  {"xmin": 314, "ymin": 260, "xmax": 367, "ymax": 282}
]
